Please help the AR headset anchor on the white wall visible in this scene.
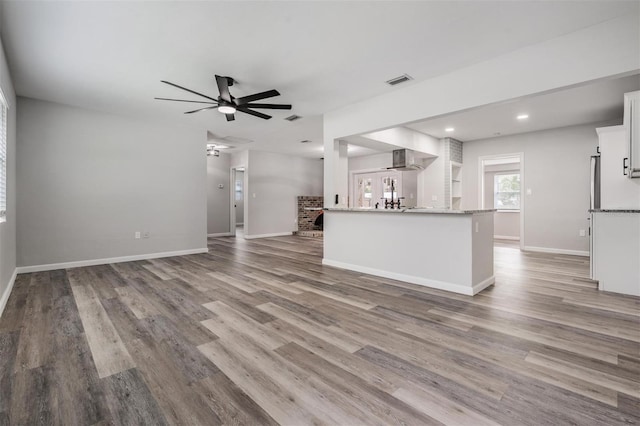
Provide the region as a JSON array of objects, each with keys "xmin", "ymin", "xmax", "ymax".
[
  {"xmin": 207, "ymin": 152, "xmax": 231, "ymax": 235},
  {"xmin": 363, "ymin": 128, "xmax": 440, "ymax": 156},
  {"xmin": 348, "ymin": 152, "xmax": 391, "ymax": 172},
  {"xmin": 0, "ymin": 35, "xmax": 16, "ymax": 315},
  {"xmin": 463, "ymin": 122, "xmax": 610, "ymax": 254},
  {"xmin": 418, "ymin": 149, "xmax": 445, "ymax": 208},
  {"xmin": 16, "ymin": 97, "xmax": 207, "ymax": 267},
  {"xmin": 245, "ymin": 150, "xmax": 323, "ymax": 238},
  {"xmin": 493, "ymin": 212, "xmax": 520, "ymax": 240}
]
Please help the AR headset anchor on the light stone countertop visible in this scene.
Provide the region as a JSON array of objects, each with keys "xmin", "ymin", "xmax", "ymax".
[
  {"xmin": 589, "ymin": 209, "xmax": 640, "ymax": 213},
  {"xmin": 324, "ymin": 207, "xmax": 496, "ymax": 214}
]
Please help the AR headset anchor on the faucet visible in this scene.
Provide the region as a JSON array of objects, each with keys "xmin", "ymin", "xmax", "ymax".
[
  {"xmin": 390, "ymin": 180, "xmax": 403, "ymax": 209},
  {"xmin": 381, "ymin": 180, "xmax": 404, "ymax": 209}
]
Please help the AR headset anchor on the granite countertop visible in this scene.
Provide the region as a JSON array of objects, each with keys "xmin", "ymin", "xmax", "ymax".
[
  {"xmin": 324, "ymin": 207, "xmax": 496, "ymax": 214},
  {"xmin": 589, "ymin": 209, "xmax": 640, "ymax": 213}
]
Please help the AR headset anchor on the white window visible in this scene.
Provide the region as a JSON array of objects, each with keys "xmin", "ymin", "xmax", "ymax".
[
  {"xmin": 494, "ymin": 173, "xmax": 520, "ymax": 210},
  {"xmin": 0, "ymin": 90, "xmax": 7, "ymax": 222}
]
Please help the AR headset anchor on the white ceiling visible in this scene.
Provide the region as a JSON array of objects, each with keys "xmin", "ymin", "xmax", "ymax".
[
  {"xmin": 1, "ymin": 1, "xmax": 637, "ymax": 157},
  {"xmin": 405, "ymin": 73, "xmax": 640, "ymax": 142}
]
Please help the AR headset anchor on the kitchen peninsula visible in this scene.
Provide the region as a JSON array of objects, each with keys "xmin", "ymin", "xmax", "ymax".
[{"xmin": 323, "ymin": 208, "xmax": 496, "ymax": 295}]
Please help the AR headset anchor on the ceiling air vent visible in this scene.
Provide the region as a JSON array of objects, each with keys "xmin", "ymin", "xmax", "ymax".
[
  {"xmin": 285, "ymin": 114, "xmax": 302, "ymax": 122},
  {"xmin": 385, "ymin": 74, "xmax": 413, "ymax": 86}
]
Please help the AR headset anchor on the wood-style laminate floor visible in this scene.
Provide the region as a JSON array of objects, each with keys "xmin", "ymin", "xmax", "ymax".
[{"xmin": 1, "ymin": 235, "xmax": 639, "ymax": 425}]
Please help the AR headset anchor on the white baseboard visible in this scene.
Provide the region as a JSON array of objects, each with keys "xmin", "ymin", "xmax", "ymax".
[
  {"xmin": 207, "ymin": 232, "xmax": 233, "ymax": 237},
  {"xmin": 15, "ymin": 248, "xmax": 209, "ymax": 274},
  {"xmin": 494, "ymin": 235, "xmax": 520, "ymax": 241},
  {"xmin": 322, "ymin": 258, "xmax": 494, "ymax": 296},
  {"xmin": 0, "ymin": 269, "xmax": 18, "ymax": 319},
  {"xmin": 523, "ymin": 246, "xmax": 589, "ymax": 257},
  {"xmin": 472, "ymin": 275, "xmax": 496, "ymax": 295},
  {"xmin": 244, "ymin": 232, "xmax": 292, "ymax": 240}
]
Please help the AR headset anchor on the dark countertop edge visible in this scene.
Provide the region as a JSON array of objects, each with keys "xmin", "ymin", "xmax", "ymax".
[
  {"xmin": 324, "ymin": 208, "xmax": 496, "ymax": 214},
  {"xmin": 589, "ymin": 209, "xmax": 640, "ymax": 213}
]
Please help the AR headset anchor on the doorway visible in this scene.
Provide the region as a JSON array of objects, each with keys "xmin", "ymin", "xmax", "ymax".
[
  {"xmin": 230, "ymin": 167, "xmax": 246, "ymax": 238},
  {"xmin": 478, "ymin": 153, "xmax": 524, "ymax": 250}
]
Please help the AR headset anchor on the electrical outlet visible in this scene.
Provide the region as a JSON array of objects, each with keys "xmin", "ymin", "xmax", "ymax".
[
  {"xmin": 579, "ymin": 229, "xmax": 586, "ymax": 237},
  {"xmin": 431, "ymin": 195, "xmax": 438, "ymax": 201},
  {"xmin": 134, "ymin": 231, "xmax": 141, "ymax": 239},
  {"xmin": 142, "ymin": 231, "xmax": 150, "ymax": 239}
]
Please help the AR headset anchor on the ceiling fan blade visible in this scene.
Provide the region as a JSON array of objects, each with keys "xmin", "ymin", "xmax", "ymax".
[
  {"xmin": 184, "ymin": 106, "xmax": 217, "ymax": 114},
  {"xmin": 236, "ymin": 89, "xmax": 280, "ymax": 105},
  {"xmin": 243, "ymin": 103, "xmax": 292, "ymax": 110},
  {"xmin": 215, "ymin": 75, "xmax": 232, "ymax": 103},
  {"xmin": 155, "ymin": 97, "xmax": 217, "ymax": 105},
  {"xmin": 237, "ymin": 107, "xmax": 272, "ymax": 120},
  {"xmin": 161, "ymin": 80, "xmax": 218, "ymax": 102},
  {"xmin": 225, "ymin": 113, "xmax": 235, "ymax": 122}
]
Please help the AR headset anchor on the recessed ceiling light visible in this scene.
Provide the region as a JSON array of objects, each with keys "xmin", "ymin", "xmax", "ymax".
[
  {"xmin": 517, "ymin": 114, "xmax": 529, "ymax": 120},
  {"xmin": 445, "ymin": 127, "xmax": 455, "ymax": 132}
]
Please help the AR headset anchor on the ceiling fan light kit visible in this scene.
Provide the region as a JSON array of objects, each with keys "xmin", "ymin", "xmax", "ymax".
[
  {"xmin": 155, "ymin": 75, "xmax": 292, "ymax": 121},
  {"xmin": 217, "ymin": 105, "xmax": 236, "ymax": 114}
]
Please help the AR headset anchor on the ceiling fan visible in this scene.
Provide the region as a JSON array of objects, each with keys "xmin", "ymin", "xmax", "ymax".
[{"xmin": 155, "ymin": 75, "xmax": 292, "ymax": 121}]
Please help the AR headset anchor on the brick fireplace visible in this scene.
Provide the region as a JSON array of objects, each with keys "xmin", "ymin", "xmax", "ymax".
[{"xmin": 296, "ymin": 196, "xmax": 323, "ymax": 237}]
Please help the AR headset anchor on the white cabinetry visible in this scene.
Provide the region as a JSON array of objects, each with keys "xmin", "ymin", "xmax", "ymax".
[
  {"xmin": 624, "ymin": 91, "xmax": 640, "ymax": 178},
  {"xmin": 591, "ymin": 212, "xmax": 640, "ymax": 297},
  {"xmin": 597, "ymin": 125, "xmax": 640, "ymax": 209}
]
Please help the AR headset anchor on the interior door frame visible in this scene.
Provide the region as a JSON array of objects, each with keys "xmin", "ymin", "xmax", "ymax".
[
  {"xmin": 478, "ymin": 152, "xmax": 525, "ymax": 250},
  {"xmin": 229, "ymin": 166, "xmax": 246, "ymax": 237}
]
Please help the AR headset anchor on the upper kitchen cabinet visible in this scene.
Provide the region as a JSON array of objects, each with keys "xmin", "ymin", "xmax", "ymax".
[
  {"xmin": 597, "ymin": 125, "xmax": 640, "ymax": 209},
  {"xmin": 624, "ymin": 90, "xmax": 640, "ymax": 178}
]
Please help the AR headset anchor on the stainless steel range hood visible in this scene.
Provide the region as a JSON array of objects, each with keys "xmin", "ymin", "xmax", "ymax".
[{"xmin": 388, "ymin": 149, "xmax": 424, "ymax": 171}]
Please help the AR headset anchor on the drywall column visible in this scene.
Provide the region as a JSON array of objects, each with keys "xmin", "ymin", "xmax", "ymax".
[{"xmin": 323, "ymin": 139, "xmax": 348, "ymax": 208}]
